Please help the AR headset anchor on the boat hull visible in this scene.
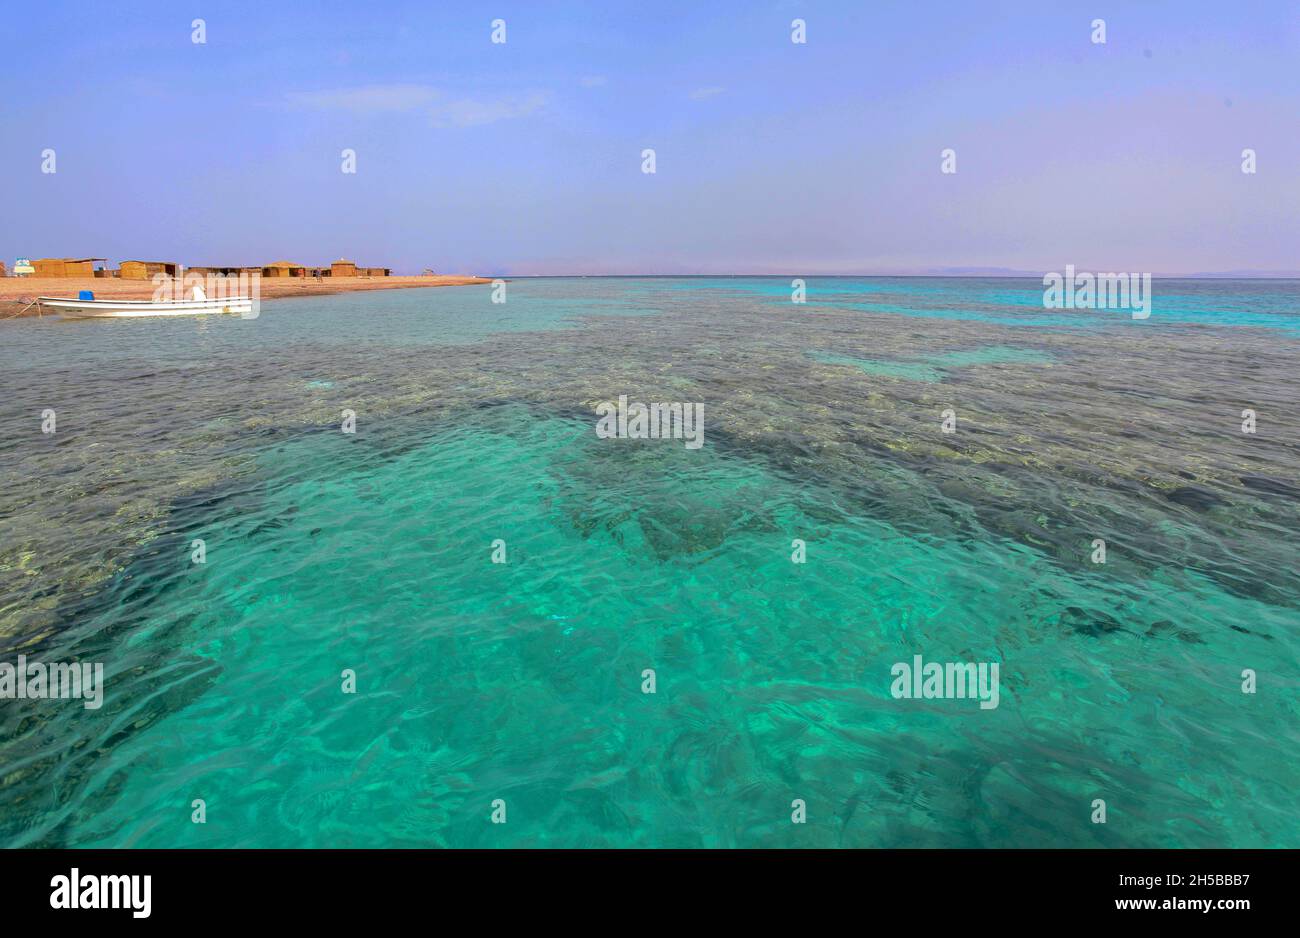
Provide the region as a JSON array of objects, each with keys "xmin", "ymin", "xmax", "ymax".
[{"xmin": 38, "ymin": 297, "xmax": 254, "ymax": 318}]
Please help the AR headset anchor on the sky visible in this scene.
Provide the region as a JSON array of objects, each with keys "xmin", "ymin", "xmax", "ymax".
[{"xmin": 2, "ymin": 1, "xmax": 1298, "ymax": 276}]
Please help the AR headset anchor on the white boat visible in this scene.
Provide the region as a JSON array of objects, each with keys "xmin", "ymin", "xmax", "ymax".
[{"xmin": 38, "ymin": 286, "xmax": 253, "ymax": 319}]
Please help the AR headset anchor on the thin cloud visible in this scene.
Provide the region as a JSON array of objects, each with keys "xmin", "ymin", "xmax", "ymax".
[
  {"xmin": 285, "ymin": 84, "xmax": 549, "ymax": 127},
  {"xmin": 579, "ymin": 76, "xmax": 607, "ymax": 87},
  {"xmin": 429, "ymin": 91, "xmax": 549, "ymax": 128},
  {"xmin": 688, "ymin": 86, "xmax": 726, "ymax": 100},
  {"xmin": 286, "ymin": 83, "xmax": 440, "ymax": 113}
]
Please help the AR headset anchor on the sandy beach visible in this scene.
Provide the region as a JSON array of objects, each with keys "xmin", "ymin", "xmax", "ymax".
[{"xmin": 0, "ymin": 275, "xmax": 492, "ymax": 318}]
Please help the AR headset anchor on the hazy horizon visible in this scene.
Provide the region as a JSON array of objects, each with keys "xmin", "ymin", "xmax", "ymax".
[
  {"xmin": 4, "ymin": 0, "xmax": 1297, "ymax": 276},
  {"xmin": 492, "ymin": 269, "xmax": 1300, "ymax": 279}
]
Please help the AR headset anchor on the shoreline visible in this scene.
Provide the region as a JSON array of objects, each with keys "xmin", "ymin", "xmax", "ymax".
[{"xmin": 0, "ymin": 275, "xmax": 492, "ymax": 319}]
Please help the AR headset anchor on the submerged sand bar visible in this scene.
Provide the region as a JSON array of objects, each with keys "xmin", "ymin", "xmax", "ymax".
[{"xmin": 0, "ymin": 275, "xmax": 492, "ymax": 318}]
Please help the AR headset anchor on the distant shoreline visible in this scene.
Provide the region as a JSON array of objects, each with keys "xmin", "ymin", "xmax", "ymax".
[{"xmin": 0, "ymin": 275, "xmax": 492, "ymax": 319}]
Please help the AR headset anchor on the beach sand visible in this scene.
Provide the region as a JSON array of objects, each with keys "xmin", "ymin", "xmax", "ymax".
[{"xmin": 0, "ymin": 275, "xmax": 492, "ymax": 318}]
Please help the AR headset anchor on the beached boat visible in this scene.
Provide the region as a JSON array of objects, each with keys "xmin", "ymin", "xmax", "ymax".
[{"xmin": 37, "ymin": 287, "xmax": 253, "ymax": 319}]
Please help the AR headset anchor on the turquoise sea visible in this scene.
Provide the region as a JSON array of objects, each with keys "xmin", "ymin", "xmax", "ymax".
[{"xmin": 0, "ymin": 277, "xmax": 1297, "ymax": 848}]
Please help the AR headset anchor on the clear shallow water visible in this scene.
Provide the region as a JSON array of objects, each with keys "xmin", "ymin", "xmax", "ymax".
[
  {"xmin": 809, "ymin": 346, "xmax": 1056, "ymax": 383},
  {"xmin": 1, "ymin": 278, "xmax": 1297, "ymax": 847}
]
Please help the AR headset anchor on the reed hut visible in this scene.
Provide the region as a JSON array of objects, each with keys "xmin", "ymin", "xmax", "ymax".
[
  {"xmin": 119, "ymin": 260, "xmax": 179, "ymax": 280},
  {"xmin": 263, "ymin": 261, "xmax": 308, "ymax": 278},
  {"xmin": 32, "ymin": 258, "xmax": 67, "ymax": 277},
  {"xmin": 330, "ymin": 259, "xmax": 358, "ymax": 278},
  {"xmin": 363, "ymin": 267, "xmax": 391, "ymax": 277},
  {"xmin": 32, "ymin": 258, "xmax": 107, "ymax": 277}
]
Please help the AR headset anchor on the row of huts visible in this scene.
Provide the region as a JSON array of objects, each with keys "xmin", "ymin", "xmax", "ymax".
[
  {"xmin": 256, "ymin": 260, "xmax": 392, "ymax": 278},
  {"xmin": 21, "ymin": 258, "xmax": 392, "ymax": 279}
]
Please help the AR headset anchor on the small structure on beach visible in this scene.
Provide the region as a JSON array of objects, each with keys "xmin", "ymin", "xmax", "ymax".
[
  {"xmin": 119, "ymin": 260, "xmax": 179, "ymax": 280},
  {"xmin": 329, "ymin": 259, "xmax": 358, "ymax": 277},
  {"xmin": 363, "ymin": 267, "xmax": 391, "ymax": 277},
  {"xmin": 32, "ymin": 257, "xmax": 108, "ymax": 277},
  {"xmin": 263, "ymin": 261, "xmax": 307, "ymax": 278}
]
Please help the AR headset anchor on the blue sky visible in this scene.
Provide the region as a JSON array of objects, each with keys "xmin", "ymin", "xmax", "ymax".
[{"xmin": 3, "ymin": 1, "xmax": 1297, "ymax": 275}]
